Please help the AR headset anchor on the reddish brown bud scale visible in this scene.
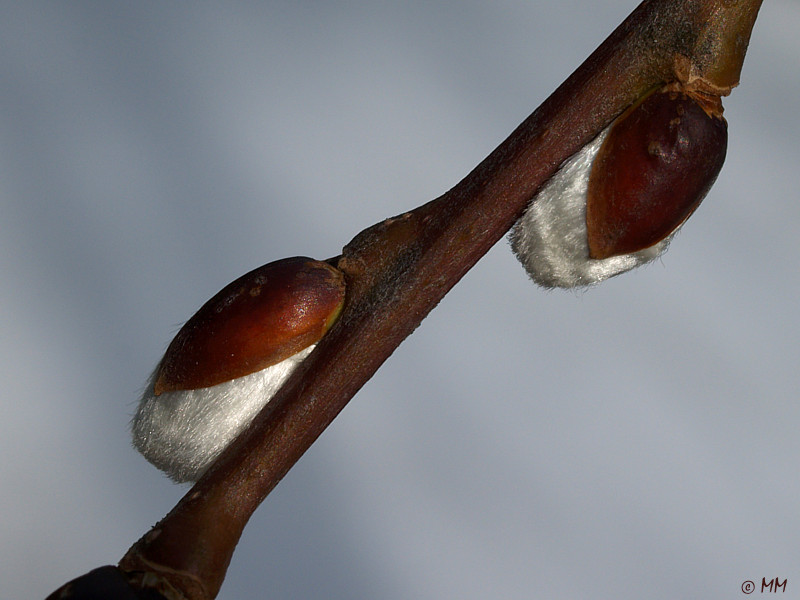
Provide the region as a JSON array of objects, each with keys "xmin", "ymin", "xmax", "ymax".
[
  {"xmin": 153, "ymin": 257, "xmax": 345, "ymax": 395},
  {"xmin": 586, "ymin": 88, "xmax": 728, "ymax": 259}
]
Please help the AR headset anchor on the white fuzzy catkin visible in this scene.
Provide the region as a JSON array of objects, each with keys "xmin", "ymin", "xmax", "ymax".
[
  {"xmin": 509, "ymin": 125, "xmax": 672, "ymax": 288},
  {"xmin": 132, "ymin": 345, "xmax": 314, "ymax": 482}
]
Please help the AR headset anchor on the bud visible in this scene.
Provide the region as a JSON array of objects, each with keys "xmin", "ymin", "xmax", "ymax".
[
  {"xmin": 510, "ymin": 85, "xmax": 727, "ymax": 288},
  {"xmin": 132, "ymin": 257, "xmax": 346, "ymax": 482},
  {"xmin": 586, "ymin": 88, "xmax": 727, "ymax": 259}
]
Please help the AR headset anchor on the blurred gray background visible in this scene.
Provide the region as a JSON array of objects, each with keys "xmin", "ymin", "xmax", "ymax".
[{"xmin": 2, "ymin": 2, "xmax": 798, "ymax": 598}]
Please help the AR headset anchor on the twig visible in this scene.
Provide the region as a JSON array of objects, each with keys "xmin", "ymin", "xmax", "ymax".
[{"xmin": 49, "ymin": 1, "xmax": 763, "ymax": 598}]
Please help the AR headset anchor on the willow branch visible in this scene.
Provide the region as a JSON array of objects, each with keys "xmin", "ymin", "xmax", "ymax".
[{"xmin": 89, "ymin": 1, "xmax": 762, "ymax": 599}]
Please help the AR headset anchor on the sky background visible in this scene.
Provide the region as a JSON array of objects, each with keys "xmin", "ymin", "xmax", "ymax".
[{"xmin": 2, "ymin": 2, "xmax": 799, "ymax": 599}]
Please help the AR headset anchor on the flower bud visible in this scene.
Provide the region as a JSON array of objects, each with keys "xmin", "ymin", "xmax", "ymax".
[
  {"xmin": 132, "ymin": 257, "xmax": 346, "ymax": 482},
  {"xmin": 510, "ymin": 86, "xmax": 728, "ymax": 288},
  {"xmin": 586, "ymin": 89, "xmax": 727, "ymax": 259}
]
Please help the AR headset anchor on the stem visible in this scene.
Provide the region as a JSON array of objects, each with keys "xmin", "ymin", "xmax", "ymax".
[{"xmin": 117, "ymin": 1, "xmax": 762, "ymax": 598}]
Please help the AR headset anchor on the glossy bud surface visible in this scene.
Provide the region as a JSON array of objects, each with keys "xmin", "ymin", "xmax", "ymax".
[
  {"xmin": 586, "ymin": 89, "xmax": 728, "ymax": 259},
  {"xmin": 154, "ymin": 256, "xmax": 345, "ymax": 395}
]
